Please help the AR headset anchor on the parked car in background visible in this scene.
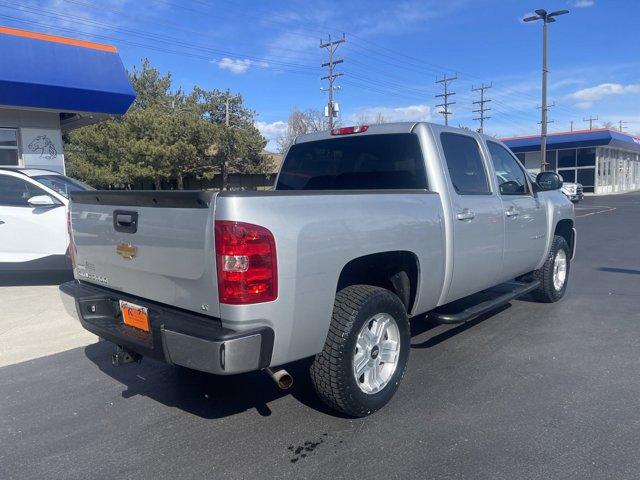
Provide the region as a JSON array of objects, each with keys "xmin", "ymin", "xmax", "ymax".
[
  {"xmin": 560, "ymin": 180, "xmax": 584, "ymax": 203},
  {"xmin": 0, "ymin": 167, "xmax": 93, "ymax": 271},
  {"xmin": 61, "ymin": 122, "xmax": 575, "ymax": 417}
]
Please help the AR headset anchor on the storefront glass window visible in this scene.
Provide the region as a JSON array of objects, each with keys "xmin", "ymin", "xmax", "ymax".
[
  {"xmin": 557, "ymin": 149, "xmax": 576, "ymax": 168},
  {"xmin": 577, "ymin": 147, "xmax": 596, "ymax": 167}
]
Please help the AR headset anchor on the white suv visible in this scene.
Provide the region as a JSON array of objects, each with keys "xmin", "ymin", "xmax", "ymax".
[{"xmin": 0, "ymin": 167, "xmax": 92, "ymax": 271}]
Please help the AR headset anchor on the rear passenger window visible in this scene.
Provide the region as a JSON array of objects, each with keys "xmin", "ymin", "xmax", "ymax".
[{"xmin": 440, "ymin": 132, "xmax": 490, "ymax": 195}]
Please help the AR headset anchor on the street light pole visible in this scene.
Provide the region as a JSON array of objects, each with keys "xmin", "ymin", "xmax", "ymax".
[{"xmin": 524, "ymin": 8, "xmax": 569, "ymax": 172}]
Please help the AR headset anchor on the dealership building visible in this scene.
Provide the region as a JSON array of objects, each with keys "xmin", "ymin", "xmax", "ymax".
[
  {"xmin": 502, "ymin": 129, "xmax": 640, "ymax": 194},
  {"xmin": 0, "ymin": 26, "xmax": 134, "ymax": 173}
]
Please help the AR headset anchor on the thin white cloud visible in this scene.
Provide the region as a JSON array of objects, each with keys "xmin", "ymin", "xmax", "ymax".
[
  {"xmin": 567, "ymin": 83, "xmax": 640, "ymax": 108},
  {"xmin": 347, "ymin": 104, "xmax": 431, "ymax": 124},
  {"xmin": 571, "ymin": 0, "xmax": 595, "ymax": 7},
  {"xmin": 217, "ymin": 58, "xmax": 253, "ymax": 74}
]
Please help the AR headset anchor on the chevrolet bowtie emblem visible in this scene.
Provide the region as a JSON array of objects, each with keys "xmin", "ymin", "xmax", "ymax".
[{"xmin": 116, "ymin": 243, "xmax": 137, "ymax": 260}]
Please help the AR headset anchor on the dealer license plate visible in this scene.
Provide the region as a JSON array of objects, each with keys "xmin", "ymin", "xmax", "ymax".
[{"xmin": 119, "ymin": 300, "xmax": 149, "ymax": 332}]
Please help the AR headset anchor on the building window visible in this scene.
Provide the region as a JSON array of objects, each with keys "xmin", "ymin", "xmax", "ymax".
[
  {"xmin": 545, "ymin": 150, "xmax": 557, "ymax": 171},
  {"xmin": 577, "ymin": 169, "xmax": 595, "ymax": 190},
  {"xmin": 557, "ymin": 149, "xmax": 576, "ymax": 168},
  {"xmin": 559, "ymin": 169, "xmax": 576, "ymax": 183},
  {"xmin": 0, "ymin": 128, "xmax": 19, "ymax": 166},
  {"xmin": 577, "ymin": 147, "xmax": 596, "ymax": 167}
]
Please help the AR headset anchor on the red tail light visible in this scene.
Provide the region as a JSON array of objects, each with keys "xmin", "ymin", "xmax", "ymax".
[
  {"xmin": 215, "ymin": 220, "xmax": 278, "ymax": 304},
  {"xmin": 330, "ymin": 125, "xmax": 369, "ymax": 135}
]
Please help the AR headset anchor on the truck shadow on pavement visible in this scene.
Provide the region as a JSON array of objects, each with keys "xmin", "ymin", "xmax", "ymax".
[
  {"xmin": 83, "ymin": 340, "xmax": 336, "ymax": 418},
  {"xmin": 83, "ymin": 304, "xmax": 510, "ymax": 420}
]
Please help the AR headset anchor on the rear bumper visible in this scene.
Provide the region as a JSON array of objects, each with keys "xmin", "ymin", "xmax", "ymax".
[{"xmin": 59, "ymin": 281, "xmax": 273, "ymax": 375}]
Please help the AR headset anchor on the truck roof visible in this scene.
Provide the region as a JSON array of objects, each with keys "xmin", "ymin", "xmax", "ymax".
[{"xmin": 293, "ymin": 121, "xmax": 501, "ymax": 145}]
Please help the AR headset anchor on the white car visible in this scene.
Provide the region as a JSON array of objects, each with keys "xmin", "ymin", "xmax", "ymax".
[
  {"xmin": 0, "ymin": 167, "xmax": 93, "ymax": 271},
  {"xmin": 560, "ymin": 181, "xmax": 584, "ymax": 203}
]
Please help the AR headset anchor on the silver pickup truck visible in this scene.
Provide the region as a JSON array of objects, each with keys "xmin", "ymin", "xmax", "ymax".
[{"xmin": 61, "ymin": 122, "xmax": 575, "ymax": 417}]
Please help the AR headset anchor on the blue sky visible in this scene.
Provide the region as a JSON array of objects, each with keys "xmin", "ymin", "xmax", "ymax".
[{"xmin": 2, "ymin": 0, "xmax": 639, "ymax": 150}]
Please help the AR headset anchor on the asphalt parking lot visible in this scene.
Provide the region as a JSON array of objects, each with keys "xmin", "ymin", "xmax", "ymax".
[{"xmin": 2, "ymin": 192, "xmax": 640, "ymax": 480}]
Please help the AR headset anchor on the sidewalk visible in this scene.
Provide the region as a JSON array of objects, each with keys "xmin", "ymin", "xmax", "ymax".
[{"xmin": 0, "ymin": 283, "xmax": 97, "ymax": 367}]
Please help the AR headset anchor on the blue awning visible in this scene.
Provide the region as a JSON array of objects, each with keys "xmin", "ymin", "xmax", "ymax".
[
  {"xmin": 0, "ymin": 26, "xmax": 135, "ymax": 118},
  {"xmin": 503, "ymin": 129, "xmax": 640, "ymax": 155}
]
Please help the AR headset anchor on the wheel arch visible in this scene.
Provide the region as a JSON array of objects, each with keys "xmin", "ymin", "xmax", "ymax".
[
  {"xmin": 336, "ymin": 251, "xmax": 420, "ymax": 315},
  {"xmin": 554, "ymin": 218, "xmax": 576, "ymax": 259}
]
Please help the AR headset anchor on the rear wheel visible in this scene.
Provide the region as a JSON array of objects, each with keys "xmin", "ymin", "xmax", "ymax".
[
  {"xmin": 310, "ymin": 285, "xmax": 410, "ymax": 417},
  {"xmin": 532, "ymin": 235, "xmax": 570, "ymax": 303}
]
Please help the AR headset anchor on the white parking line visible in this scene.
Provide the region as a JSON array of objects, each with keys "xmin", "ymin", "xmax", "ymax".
[{"xmin": 575, "ymin": 206, "xmax": 617, "ymax": 217}]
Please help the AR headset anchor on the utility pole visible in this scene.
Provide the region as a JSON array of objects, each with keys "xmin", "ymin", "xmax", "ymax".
[
  {"xmin": 472, "ymin": 83, "xmax": 492, "ymax": 133},
  {"xmin": 523, "ymin": 8, "xmax": 569, "ymax": 172},
  {"xmin": 435, "ymin": 74, "xmax": 457, "ymax": 126},
  {"xmin": 619, "ymin": 120, "xmax": 628, "ymax": 132},
  {"xmin": 584, "ymin": 115, "xmax": 598, "ymax": 130},
  {"xmin": 320, "ymin": 33, "xmax": 345, "ymax": 129},
  {"xmin": 570, "ymin": 120, "xmax": 574, "ymax": 132},
  {"xmin": 538, "ymin": 104, "xmax": 555, "ymax": 130}
]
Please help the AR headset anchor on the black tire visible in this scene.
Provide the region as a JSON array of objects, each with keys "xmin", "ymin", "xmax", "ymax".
[
  {"xmin": 310, "ymin": 285, "xmax": 410, "ymax": 417},
  {"xmin": 532, "ymin": 235, "xmax": 570, "ymax": 303}
]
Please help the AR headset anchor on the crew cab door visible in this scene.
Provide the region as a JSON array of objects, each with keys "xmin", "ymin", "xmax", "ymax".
[
  {"xmin": 486, "ymin": 141, "xmax": 547, "ymax": 278},
  {"xmin": 438, "ymin": 131, "xmax": 504, "ymax": 302}
]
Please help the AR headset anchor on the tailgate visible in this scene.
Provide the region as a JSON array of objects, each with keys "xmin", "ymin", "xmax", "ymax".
[{"xmin": 69, "ymin": 191, "xmax": 220, "ymax": 318}]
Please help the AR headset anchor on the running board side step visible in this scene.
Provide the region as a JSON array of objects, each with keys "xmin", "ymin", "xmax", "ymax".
[{"xmin": 429, "ymin": 280, "xmax": 541, "ymax": 324}]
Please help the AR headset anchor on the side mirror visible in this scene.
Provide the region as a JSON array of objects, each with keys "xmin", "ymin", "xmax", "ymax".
[
  {"xmin": 28, "ymin": 195, "xmax": 57, "ymax": 207},
  {"xmin": 535, "ymin": 171, "xmax": 563, "ymax": 191}
]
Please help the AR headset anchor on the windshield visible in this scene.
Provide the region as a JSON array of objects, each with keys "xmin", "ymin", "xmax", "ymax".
[
  {"xmin": 32, "ymin": 174, "xmax": 94, "ymax": 198},
  {"xmin": 276, "ymin": 133, "xmax": 427, "ymax": 190}
]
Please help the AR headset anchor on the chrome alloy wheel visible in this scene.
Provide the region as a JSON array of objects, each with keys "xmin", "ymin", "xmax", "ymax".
[
  {"xmin": 353, "ymin": 313, "xmax": 401, "ymax": 394},
  {"xmin": 553, "ymin": 249, "xmax": 567, "ymax": 291}
]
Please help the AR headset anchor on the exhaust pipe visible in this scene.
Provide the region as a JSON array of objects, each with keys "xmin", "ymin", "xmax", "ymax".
[{"xmin": 266, "ymin": 367, "xmax": 293, "ymax": 390}]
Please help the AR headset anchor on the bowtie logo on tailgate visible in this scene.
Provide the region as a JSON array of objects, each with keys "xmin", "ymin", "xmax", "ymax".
[{"xmin": 116, "ymin": 243, "xmax": 137, "ymax": 260}]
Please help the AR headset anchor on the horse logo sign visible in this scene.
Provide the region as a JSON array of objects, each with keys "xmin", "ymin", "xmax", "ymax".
[{"xmin": 28, "ymin": 135, "xmax": 58, "ymax": 161}]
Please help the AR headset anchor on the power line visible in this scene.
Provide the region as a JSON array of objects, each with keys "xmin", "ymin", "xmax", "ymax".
[
  {"xmin": 435, "ymin": 74, "xmax": 457, "ymax": 126},
  {"xmin": 472, "ymin": 83, "xmax": 492, "ymax": 133},
  {"xmin": 320, "ymin": 33, "xmax": 345, "ymax": 129}
]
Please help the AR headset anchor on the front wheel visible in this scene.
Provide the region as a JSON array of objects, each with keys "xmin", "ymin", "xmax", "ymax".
[
  {"xmin": 310, "ymin": 285, "xmax": 410, "ymax": 417},
  {"xmin": 532, "ymin": 235, "xmax": 570, "ymax": 303}
]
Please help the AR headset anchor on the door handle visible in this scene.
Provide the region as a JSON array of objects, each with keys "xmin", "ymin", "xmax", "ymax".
[
  {"xmin": 456, "ymin": 209, "xmax": 475, "ymax": 221},
  {"xmin": 0, "ymin": 220, "xmax": 4, "ymax": 225},
  {"xmin": 505, "ymin": 208, "xmax": 519, "ymax": 218}
]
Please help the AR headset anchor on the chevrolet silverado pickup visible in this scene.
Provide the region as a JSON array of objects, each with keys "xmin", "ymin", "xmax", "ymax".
[{"xmin": 60, "ymin": 122, "xmax": 575, "ymax": 417}]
